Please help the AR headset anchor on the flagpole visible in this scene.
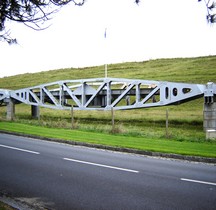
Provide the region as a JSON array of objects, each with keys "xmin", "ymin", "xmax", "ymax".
[
  {"xmin": 105, "ymin": 63, "xmax": 107, "ymax": 78},
  {"xmin": 104, "ymin": 28, "xmax": 107, "ymax": 78}
]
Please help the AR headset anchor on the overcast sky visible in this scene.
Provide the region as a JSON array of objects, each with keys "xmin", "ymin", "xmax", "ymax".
[{"xmin": 0, "ymin": 0, "xmax": 216, "ymax": 77}]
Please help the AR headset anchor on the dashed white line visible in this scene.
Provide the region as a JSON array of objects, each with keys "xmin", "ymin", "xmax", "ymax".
[
  {"xmin": 181, "ymin": 178, "xmax": 216, "ymax": 186},
  {"xmin": 0, "ymin": 144, "xmax": 40, "ymax": 155},
  {"xmin": 63, "ymin": 158, "xmax": 139, "ymax": 173}
]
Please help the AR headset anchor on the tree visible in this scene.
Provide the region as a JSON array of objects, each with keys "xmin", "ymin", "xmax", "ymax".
[
  {"xmin": 0, "ymin": 0, "xmax": 85, "ymax": 44},
  {"xmin": 0, "ymin": 0, "xmax": 215, "ymax": 44},
  {"xmin": 199, "ymin": 0, "xmax": 216, "ymax": 23}
]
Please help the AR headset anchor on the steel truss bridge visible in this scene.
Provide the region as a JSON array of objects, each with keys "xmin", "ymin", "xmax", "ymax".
[{"xmin": 0, "ymin": 78, "xmax": 215, "ymax": 110}]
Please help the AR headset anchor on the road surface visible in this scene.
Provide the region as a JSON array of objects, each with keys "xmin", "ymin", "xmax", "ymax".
[{"xmin": 0, "ymin": 133, "xmax": 215, "ymax": 210}]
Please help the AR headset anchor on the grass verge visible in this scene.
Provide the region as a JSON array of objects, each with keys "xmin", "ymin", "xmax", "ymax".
[
  {"xmin": 0, "ymin": 201, "xmax": 15, "ymax": 210},
  {"xmin": 0, "ymin": 121, "xmax": 215, "ymax": 158}
]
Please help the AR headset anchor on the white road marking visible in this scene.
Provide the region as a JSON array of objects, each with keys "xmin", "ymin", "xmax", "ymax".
[
  {"xmin": 0, "ymin": 144, "xmax": 40, "ymax": 155},
  {"xmin": 181, "ymin": 178, "xmax": 216, "ymax": 186},
  {"xmin": 63, "ymin": 158, "xmax": 139, "ymax": 173}
]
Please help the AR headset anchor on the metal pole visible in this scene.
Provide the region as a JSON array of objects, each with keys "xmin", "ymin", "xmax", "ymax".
[
  {"xmin": 104, "ymin": 28, "xmax": 108, "ymax": 78},
  {"xmin": 105, "ymin": 63, "xmax": 108, "ymax": 78}
]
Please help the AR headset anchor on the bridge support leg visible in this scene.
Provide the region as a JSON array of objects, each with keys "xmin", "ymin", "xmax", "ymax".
[
  {"xmin": 203, "ymin": 102, "xmax": 216, "ymax": 131},
  {"xmin": 31, "ymin": 105, "xmax": 40, "ymax": 119},
  {"xmin": 6, "ymin": 99, "xmax": 15, "ymax": 121}
]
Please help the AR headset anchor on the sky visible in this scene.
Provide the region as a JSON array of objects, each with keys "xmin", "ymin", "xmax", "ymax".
[{"xmin": 0, "ymin": 0, "xmax": 216, "ymax": 78}]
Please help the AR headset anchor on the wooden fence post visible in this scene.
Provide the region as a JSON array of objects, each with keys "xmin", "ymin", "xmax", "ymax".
[
  {"xmin": 111, "ymin": 107, "xmax": 115, "ymax": 132},
  {"xmin": 166, "ymin": 108, "xmax": 169, "ymax": 138},
  {"xmin": 71, "ymin": 105, "xmax": 74, "ymax": 129}
]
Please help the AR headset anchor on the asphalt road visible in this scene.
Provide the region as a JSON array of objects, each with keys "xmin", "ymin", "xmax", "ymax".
[{"xmin": 0, "ymin": 133, "xmax": 215, "ymax": 210}]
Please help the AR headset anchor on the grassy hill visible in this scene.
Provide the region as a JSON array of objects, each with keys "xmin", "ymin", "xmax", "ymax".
[
  {"xmin": 0, "ymin": 55, "xmax": 216, "ymax": 143},
  {"xmin": 0, "ymin": 56, "xmax": 215, "ymax": 90}
]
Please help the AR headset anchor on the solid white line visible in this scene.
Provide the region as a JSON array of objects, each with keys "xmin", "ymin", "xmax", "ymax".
[
  {"xmin": 0, "ymin": 144, "xmax": 40, "ymax": 155},
  {"xmin": 181, "ymin": 178, "xmax": 216, "ymax": 186},
  {"xmin": 63, "ymin": 158, "xmax": 139, "ymax": 173}
]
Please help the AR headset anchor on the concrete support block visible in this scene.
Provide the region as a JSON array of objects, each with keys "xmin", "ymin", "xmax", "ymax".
[
  {"xmin": 31, "ymin": 105, "xmax": 40, "ymax": 119},
  {"xmin": 6, "ymin": 99, "xmax": 15, "ymax": 121},
  {"xmin": 206, "ymin": 130, "xmax": 216, "ymax": 140},
  {"xmin": 203, "ymin": 103, "xmax": 216, "ymax": 111},
  {"xmin": 203, "ymin": 102, "xmax": 216, "ymax": 131}
]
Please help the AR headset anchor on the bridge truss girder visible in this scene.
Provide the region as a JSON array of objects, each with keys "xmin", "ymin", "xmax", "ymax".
[{"xmin": 0, "ymin": 78, "xmax": 212, "ymax": 111}]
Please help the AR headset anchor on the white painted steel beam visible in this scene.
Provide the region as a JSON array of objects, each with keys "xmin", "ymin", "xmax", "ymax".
[{"xmin": 0, "ymin": 78, "xmax": 215, "ymax": 111}]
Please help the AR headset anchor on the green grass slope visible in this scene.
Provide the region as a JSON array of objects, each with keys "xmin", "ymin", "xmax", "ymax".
[
  {"xmin": 0, "ymin": 56, "xmax": 215, "ymax": 90},
  {"xmin": 0, "ymin": 122, "xmax": 216, "ymax": 158}
]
